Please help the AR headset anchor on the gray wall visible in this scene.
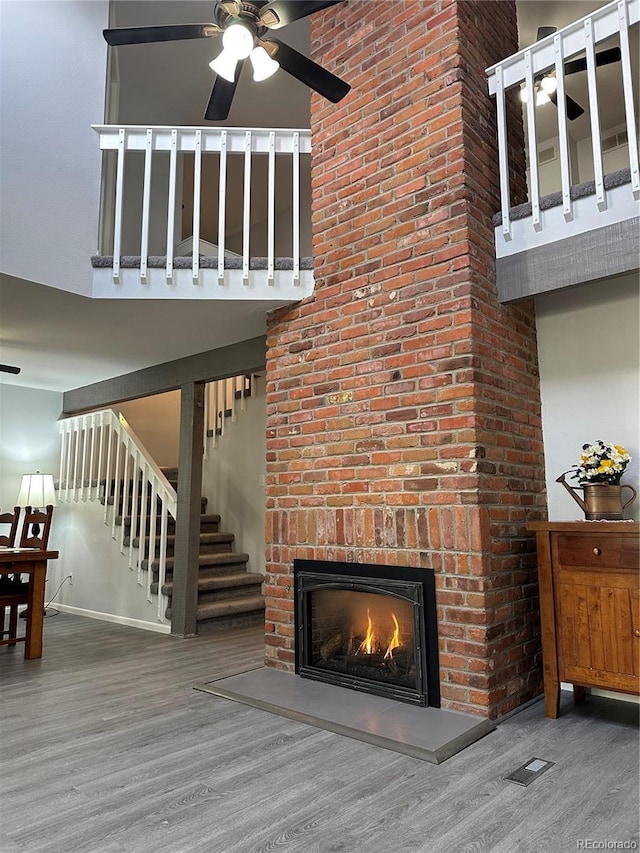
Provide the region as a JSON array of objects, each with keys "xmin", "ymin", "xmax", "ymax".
[
  {"xmin": 0, "ymin": 384, "xmax": 62, "ymax": 512},
  {"xmin": 535, "ymin": 272, "xmax": 640, "ymax": 521}
]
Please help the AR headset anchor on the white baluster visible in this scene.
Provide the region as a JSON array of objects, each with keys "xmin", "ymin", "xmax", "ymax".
[
  {"xmin": 584, "ymin": 18, "xmax": 606, "ymax": 211},
  {"xmin": 192, "ymin": 128, "xmax": 202, "ymax": 282},
  {"xmin": 493, "ymin": 65, "xmax": 512, "ymax": 242},
  {"xmin": 292, "ymin": 131, "xmax": 300, "ymax": 282},
  {"xmin": 112, "ymin": 127, "xmax": 126, "ymax": 283},
  {"xmin": 140, "ymin": 128, "xmax": 153, "ymax": 283},
  {"xmin": 618, "ymin": 0, "xmax": 639, "ymax": 195},
  {"xmin": 243, "ymin": 131, "xmax": 252, "ymax": 282},
  {"xmin": 268, "ymin": 132, "xmax": 275, "ymax": 283},
  {"xmin": 524, "ymin": 50, "xmax": 541, "ymax": 231},
  {"xmin": 218, "ymin": 130, "xmax": 228, "ymax": 284},
  {"xmin": 166, "ymin": 128, "xmax": 178, "ymax": 282}
]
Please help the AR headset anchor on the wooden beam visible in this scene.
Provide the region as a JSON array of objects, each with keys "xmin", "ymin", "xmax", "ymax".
[
  {"xmin": 497, "ymin": 219, "xmax": 639, "ymax": 302},
  {"xmin": 61, "ymin": 336, "xmax": 266, "ymax": 415},
  {"xmin": 170, "ymin": 382, "xmax": 205, "ymax": 638}
]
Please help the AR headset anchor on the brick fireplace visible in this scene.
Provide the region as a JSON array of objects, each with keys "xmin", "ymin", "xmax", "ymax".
[{"xmin": 264, "ymin": 0, "xmax": 546, "ymax": 719}]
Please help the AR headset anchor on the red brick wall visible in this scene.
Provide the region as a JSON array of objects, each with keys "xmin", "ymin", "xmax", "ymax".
[{"xmin": 264, "ymin": 0, "xmax": 546, "ymax": 718}]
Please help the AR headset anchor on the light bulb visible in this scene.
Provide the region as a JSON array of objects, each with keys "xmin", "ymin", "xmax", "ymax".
[
  {"xmin": 520, "ymin": 84, "xmax": 529, "ymax": 103},
  {"xmin": 222, "ymin": 23, "xmax": 254, "ymax": 60},
  {"xmin": 250, "ymin": 46, "xmax": 279, "ymax": 82},
  {"xmin": 535, "ymin": 89, "xmax": 550, "ymax": 106},
  {"xmin": 209, "ymin": 48, "xmax": 238, "ymax": 82},
  {"xmin": 540, "ymin": 75, "xmax": 558, "ymax": 94}
]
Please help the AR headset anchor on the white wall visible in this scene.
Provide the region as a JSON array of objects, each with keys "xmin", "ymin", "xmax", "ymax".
[
  {"xmin": 202, "ymin": 381, "xmax": 266, "ymax": 578},
  {"xmin": 52, "ymin": 500, "xmax": 168, "ymax": 632},
  {"xmin": 535, "ymin": 273, "xmax": 640, "ymax": 521},
  {"xmin": 0, "ymin": 1, "xmax": 109, "ymax": 296}
]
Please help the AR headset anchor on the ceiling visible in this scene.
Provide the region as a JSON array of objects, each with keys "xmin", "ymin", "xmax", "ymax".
[{"xmin": 0, "ymin": 0, "xmax": 628, "ymax": 395}]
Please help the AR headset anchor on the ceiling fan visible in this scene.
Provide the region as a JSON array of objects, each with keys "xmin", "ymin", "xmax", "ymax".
[
  {"xmin": 524, "ymin": 26, "xmax": 622, "ymax": 120},
  {"xmin": 103, "ymin": 1, "xmax": 351, "ymax": 122}
]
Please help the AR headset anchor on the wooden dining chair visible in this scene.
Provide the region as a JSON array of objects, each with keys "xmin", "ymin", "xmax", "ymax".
[
  {"xmin": 0, "ymin": 507, "xmax": 20, "ymax": 548},
  {"xmin": 0, "ymin": 506, "xmax": 22, "ymax": 644},
  {"xmin": 0, "ymin": 505, "xmax": 54, "ymax": 647}
]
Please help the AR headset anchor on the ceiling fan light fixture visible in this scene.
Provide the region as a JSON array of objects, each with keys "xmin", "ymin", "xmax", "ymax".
[
  {"xmin": 222, "ymin": 22, "xmax": 254, "ymax": 59},
  {"xmin": 520, "ymin": 82, "xmax": 551, "ymax": 106},
  {"xmin": 209, "ymin": 47, "xmax": 238, "ymax": 81},
  {"xmin": 250, "ymin": 46, "xmax": 279, "ymax": 81}
]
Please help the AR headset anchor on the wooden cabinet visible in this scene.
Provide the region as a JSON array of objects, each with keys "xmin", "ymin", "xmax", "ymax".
[{"xmin": 528, "ymin": 521, "xmax": 640, "ymax": 719}]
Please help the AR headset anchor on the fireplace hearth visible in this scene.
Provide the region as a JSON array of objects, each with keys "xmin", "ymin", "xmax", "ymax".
[{"xmin": 294, "ymin": 560, "xmax": 440, "ymax": 707}]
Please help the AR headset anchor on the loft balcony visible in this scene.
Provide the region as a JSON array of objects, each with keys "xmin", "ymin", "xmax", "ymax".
[
  {"xmin": 92, "ymin": 125, "xmax": 314, "ymax": 303},
  {"xmin": 486, "ymin": 0, "xmax": 639, "ymax": 302}
]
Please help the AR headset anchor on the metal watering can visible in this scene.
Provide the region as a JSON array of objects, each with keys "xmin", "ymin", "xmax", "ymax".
[{"xmin": 556, "ymin": 471, "xmax": 637, "ymax": 520}]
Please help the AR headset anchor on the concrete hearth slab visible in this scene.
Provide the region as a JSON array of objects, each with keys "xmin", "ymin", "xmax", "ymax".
[{"xmin": 194, "ymin": 667, "xmax": 496, "ymax": 764}]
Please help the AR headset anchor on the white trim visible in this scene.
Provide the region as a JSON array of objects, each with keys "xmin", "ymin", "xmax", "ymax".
[
  {"xmin": 92, "ymin": 267, "xmax": 315, "ymax": 300},
  {"xmin": 52, "ymin": 603, "xmax": 172, "ymax": 634},
  {"xmin": 495, "ymin": 182, "xmax": 639, "ymax": 258}
]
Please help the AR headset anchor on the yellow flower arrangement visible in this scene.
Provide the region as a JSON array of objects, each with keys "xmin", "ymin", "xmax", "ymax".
[{"xmin": 571, "ymin": 441, "xmax": 631, "ymax": 485}]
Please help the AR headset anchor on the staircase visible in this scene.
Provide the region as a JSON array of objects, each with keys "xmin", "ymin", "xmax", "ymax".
[{"xmin": 113, "ymin": 467, "xmax": 266, "ymax": 632}]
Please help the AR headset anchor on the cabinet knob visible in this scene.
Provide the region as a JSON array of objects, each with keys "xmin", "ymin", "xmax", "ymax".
[
  {"xmin": 634, "ymin": 630, "xmax": 640, "ymax": 638},
  {"xmin": 592, "ymin": 547, "xmax": 602, "ymax": 556}
]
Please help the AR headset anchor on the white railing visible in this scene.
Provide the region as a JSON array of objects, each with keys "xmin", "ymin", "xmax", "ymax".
[
  {"xmin": 486, "ymin": 0, "xmax": 639, "ymax": 248},
  {"xmin": 205, "ymin": 373, "xmax": 255, "ymax": 451},
  {"xmin": 58, "ymin": 409, "xmax": 176, "ymax": 623},
  {"xmin": 94, "ymin": 125, "xmax": 311, "ymax": 285}
]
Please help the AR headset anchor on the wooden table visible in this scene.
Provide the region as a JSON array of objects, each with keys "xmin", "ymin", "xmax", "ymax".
[
  {"xmin": 528, "ymin": 521, "xmax": 639, "ymax": 718},
  {"xmin": 0, "ymin": 547, "xmax": 59, "ymax": 659}
]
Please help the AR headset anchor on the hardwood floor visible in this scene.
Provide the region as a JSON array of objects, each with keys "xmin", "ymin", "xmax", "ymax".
[{"xmin": 1, "ymin": 613, "xmax": 638, "ymax": 853}]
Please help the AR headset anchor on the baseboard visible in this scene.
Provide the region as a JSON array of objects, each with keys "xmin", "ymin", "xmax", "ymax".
[
  {"xmin": 52, "ymin": 603, "xmax": 171, "ymax": 634},
  {"xmin": 561, "ymin": 682, "xmax": 639, "ymax": 705}
]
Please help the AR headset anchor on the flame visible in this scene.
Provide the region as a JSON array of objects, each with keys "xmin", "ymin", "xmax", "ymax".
[
  {"xmin": 384, "ymin": 613, "xmax": 401, "ymax": 660},
  {"xmin": 355, "ymin": 609, "xmax": 401, "ymax": 659},
  {"xmin": 357, "ymin": 609, "xmax": 375, "ymax": 654}
]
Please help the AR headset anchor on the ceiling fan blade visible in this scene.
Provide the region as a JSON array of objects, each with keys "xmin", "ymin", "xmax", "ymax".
[
  {"xmin": 536, "ymin": 26, "xmax": 557, "ymax": 41},
  {"xmin": 564, "ymin": 46, "xmax": 622, "ymax": 76},
  {"xmin": 260, "ymin": 1, "xmax": 344, "ymax": 30},
  {"xmin": 0, "ymin": 364, "xmax": 20, "ymax": 375},
  {"xmin": 205, "ymin": 60, "xmax": 244, "ymax": 121},
  {"xmin": 103, "ymin": 23, "xmax": 219, "ymax": 46},
  {"xmin": 549, "ymin": 89, "xmax": 585, "ymax": 121},
  {"xmin": 565, "ymin": 93, "xmax": 585, "ymax": 121},
  {"xmin": 266, "ymin": 39, "xmax": 350, "ymax": 103}
]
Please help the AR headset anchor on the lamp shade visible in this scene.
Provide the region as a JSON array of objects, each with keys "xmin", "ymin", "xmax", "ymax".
[
  {"xmin": 17, "ymin": 472, "xmax": 57, "ymax": 508},
  {"xmin": 250, "ymin": 46, "xmax": 279, "ymax": 82},
  {"xmin": 209, "ymin": 48, "xmax": 238, "ymax": 82}
]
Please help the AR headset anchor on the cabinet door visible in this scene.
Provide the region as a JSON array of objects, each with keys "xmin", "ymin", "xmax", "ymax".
[{"xmin": 556, "ymin": 565, "xmax": 639, "ymax": 693}]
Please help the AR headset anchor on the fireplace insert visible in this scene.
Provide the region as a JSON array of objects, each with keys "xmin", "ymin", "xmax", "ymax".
[{"xmin": 294, "ymin": 560, "xmax": 440, "ymax": 707}]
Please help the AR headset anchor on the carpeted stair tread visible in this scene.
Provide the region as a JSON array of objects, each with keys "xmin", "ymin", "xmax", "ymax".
[
  {"xmin": 196, "ymin": 595, "xmax": 266, "ymax": 619},
  {"xmin": 144, "ymin": 551, "xmax": 250, "ymax": 572},
  {"xmin": 122, "ymin": 513, "xmax": 221, "ymax": 533},
  {"xmin": 156, "ymin": 572, "xmax": 264, "ymax": 596},
  {"xmin": 131, "ymin": 531, "xmax": 234, "ymax": 550}
]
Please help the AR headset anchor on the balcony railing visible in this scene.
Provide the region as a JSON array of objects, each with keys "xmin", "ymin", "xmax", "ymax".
[
  {"xmin": 486, "ymin": 0, "xmax": 639, "ymax": 262},
  {"xmin": 92, "ymin": 125, "xmax": 314, "ymax": 300}
]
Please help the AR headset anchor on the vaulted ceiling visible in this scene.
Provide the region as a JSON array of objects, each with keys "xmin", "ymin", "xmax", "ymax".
[{"xmin": 0, "ymin": 1, "xmax": 630, "ymax": 394}]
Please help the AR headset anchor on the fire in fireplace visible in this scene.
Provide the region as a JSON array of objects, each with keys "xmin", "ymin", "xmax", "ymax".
[{"xmin": 294, "ymin": 560, "xmax": 440, "ymax": 707}]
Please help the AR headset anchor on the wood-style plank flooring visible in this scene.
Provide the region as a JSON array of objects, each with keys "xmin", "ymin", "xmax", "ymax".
[{"xmin": 1, "ymin": 613, "xmax": 638, "ymax": 853}]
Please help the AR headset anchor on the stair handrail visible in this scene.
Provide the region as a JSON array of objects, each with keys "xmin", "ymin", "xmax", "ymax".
[{"xmin": 58, "ymin": 408, "xmax": 176, "ymax": 623}]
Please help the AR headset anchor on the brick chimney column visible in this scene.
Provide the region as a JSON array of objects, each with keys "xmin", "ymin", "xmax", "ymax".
[{"xmin": 264, "ymin": 0, "xmax": 545, "ymax": 718}]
